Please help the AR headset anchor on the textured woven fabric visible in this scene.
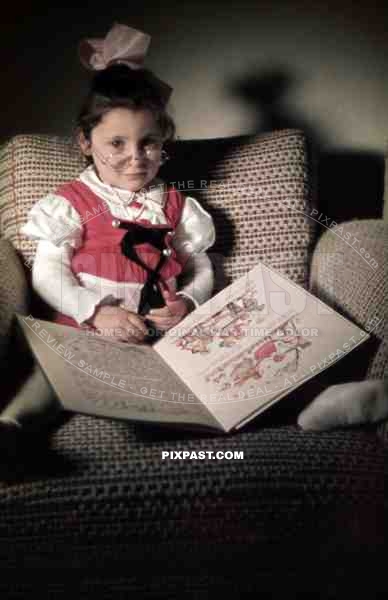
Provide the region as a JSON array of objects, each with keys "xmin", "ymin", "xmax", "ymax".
[
  {"xmin": 0, "ymin": 135, "xmax": 86, "ymax": 263},
  {"xmin": 0, "ymin": 130, "xmax": 315, "ymax": 290},
  {"xmin": 309, "ymin": 219, "xmax": 387, "ymax": 441},
  {"xmin": 0, "ymin": 132, "xmax": 386, "ymax": 598},
  {"xmin": 0, "ymin": 417, "xmax": 386, "ymax": 597},
  {"xmin": 0, "ymin": 239, "xmax": 33, "ymax": 413},
  {"xmin": 309, "ymin": 219, "xmax": 387, "ymax": 379},
  {"xmin": 0, "ymin": 238, "xmax": 29, "ymax": 360},
  {"xmin": 161, "ymin": 129, "xmax": 316, "ymax": 290}
]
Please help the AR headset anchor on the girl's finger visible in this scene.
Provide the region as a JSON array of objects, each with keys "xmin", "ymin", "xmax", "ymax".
[
  {"xmin": 127, "ymin": 329, "xmax": 146, "ymax": 342},
  {"xmin": 147, "ymin": 315, "xmax": 172, "ymax": 325},
  {"xmin": 126, "ymin": 315, "xmax": 148, "ymax": 335},
  {"xmin": 148, "ymin": 306, "xmax": 171, "ymax": 317},
  {"xmin": 125, "ymin": 334, "xmax": 141, "ymax": 343},
  {"xmin": 147, "ymin": 317, "xmax": 180, "ymax": 331}
]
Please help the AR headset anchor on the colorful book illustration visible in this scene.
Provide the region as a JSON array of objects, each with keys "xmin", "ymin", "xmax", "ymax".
[{"xmin": 16, "ymin": 262, "xmax": 369, "ymax": 433}]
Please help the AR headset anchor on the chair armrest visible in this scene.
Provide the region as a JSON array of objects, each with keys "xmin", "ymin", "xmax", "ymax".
[
  {"xmin": 0, "ymin": 238, "xmax": 29, "ymax": 360},
  {"xmin": 309, "ymin": 219, "xmax": 387, "ymax": 379},
  {"xmin": 309, "ymin": 219, "xmax": 387, "ymax": 441}
]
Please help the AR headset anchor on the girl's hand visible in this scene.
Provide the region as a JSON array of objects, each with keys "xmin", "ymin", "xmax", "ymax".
[
  {"xmin": 88, "ymin": 305, "xmax": 148, "ymax": 343},
  {"xmin": 145, "ymin": 290, "xmax": 194, "ymax": 332}
]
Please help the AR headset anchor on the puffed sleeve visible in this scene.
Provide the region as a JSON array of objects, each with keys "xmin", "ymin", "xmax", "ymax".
[
  {"xmin": 32, "ymin": 240, "xmax": 117, "ymax": 325},
  {"xmin": 171, "ymin": 196, "xmax": 216, "ymax": 255},
  {"xmin": 20, "ymin": 193, "xmax": 83, "ymax": 249},
  {"xmin": 173, "ymin": 196, "xmax": 216, "ymax": 308},
  {"xmin": 176, "ymin": 253, "xmax": 215, "ymax": 308}
]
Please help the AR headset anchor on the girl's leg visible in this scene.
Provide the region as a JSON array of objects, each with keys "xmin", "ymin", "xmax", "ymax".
[
  {"xmin": 0, "ymin": 362, "xmax": 63, "ymax": 433},
  {"xmin": 0, "ymin": 363, "xmax": 69, "ymax": 478},
  {"xmin": 297, "ymin": 379, "xmax": 388, "ymax": 430}
]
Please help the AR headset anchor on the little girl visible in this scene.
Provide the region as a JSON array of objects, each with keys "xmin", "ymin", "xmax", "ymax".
[{"xmin": 0, "ymin": 24, "xmax": 215, "ymax": 445}]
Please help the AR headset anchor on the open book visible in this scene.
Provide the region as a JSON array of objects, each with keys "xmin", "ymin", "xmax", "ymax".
[{"xmin": 16, "ymin": 262, "xmax": 369, "ymax": 433}]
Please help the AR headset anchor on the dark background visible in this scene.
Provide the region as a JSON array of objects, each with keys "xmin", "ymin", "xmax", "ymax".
[{"xmin": 2, "ymin": 0, "xmax": 388, "ymax": 222}]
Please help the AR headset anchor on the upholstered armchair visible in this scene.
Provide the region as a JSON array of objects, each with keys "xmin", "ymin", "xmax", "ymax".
[{"xmin": 0, "ymin": 130, "xmax": 386, "ymax": 598}]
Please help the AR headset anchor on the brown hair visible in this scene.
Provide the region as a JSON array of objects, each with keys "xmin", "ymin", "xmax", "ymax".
[{"xmin": 75, "ymin": 64, "xmax": 176, "ymax": 162}]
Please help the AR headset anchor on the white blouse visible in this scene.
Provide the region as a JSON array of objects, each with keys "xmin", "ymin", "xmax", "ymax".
[{"xmin": 21, "ymin": 166, "xmax": 216, "ymax": 324}]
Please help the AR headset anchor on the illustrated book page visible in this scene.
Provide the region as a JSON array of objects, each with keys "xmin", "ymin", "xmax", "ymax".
[
  {"xmin": 15, "ymin": 314, "xmax": 222, "ymax": 431},
  {"xmin": 154, "ymin": 262, "xmax": 369, "ymax": 432},
  {"xmin": 15, "ymin": 261, "xmax": 369, "ymax": 433}
]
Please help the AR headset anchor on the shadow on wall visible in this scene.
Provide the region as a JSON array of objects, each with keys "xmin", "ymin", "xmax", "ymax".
[
  {"xmin": 159, "ymin": 133, "xmax": 247, "ymax": 294},
  {"xmin": 317, "ymin": 151, "xmax": 385, "ymax": 224},
  {"xmin": 226, "ymin": 67, "xmax": 385, "ymax": 224}
]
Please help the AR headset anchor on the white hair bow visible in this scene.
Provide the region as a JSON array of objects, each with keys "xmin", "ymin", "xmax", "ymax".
[{"xmin": 79, "ymin": 23, "xmax": 172, "ymax": 103}]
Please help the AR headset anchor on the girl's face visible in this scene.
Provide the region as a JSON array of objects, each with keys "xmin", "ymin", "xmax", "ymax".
[{"xmin": 80, "ymin": 107, "xmax": 164, "ymax": 192}]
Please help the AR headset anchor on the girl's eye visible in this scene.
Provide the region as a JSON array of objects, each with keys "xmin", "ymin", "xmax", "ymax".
[{"xmin": 111, "ymin": 139, "xmax": 124, "ymax": 150}]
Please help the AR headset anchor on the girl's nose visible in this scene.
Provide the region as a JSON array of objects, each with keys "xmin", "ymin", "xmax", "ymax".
[
  {"xmin": 131, "ymin": 146, "xmax": 141, "ymax": 160},
  {"xmin": 130, "ymin": 144, "xmax": 146, "ymax": 161}
]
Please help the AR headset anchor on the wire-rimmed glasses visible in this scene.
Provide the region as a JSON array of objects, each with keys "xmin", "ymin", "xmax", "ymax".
[{"xmin": 91, "ymin": 140, "xmax": 170, "ymax": 173}]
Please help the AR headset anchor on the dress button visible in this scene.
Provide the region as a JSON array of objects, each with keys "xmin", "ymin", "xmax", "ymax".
[
  {"xmin": 112, "ymin": 219, "xmax": 121, "ymax": 228},
  {"xmin": 163, "ymin": 248, "xmax": 172, "ymax": 257}
]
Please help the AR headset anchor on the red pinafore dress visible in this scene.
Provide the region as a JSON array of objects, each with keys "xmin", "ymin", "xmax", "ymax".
[{"xmin": 51, "ymin": 180, "xmax": 186, "ymax": 329}]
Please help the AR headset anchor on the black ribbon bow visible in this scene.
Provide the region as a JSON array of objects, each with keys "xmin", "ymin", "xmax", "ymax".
[{"xmin": 119, "ymin": 222, "xmax": 173, "ymax": 316}]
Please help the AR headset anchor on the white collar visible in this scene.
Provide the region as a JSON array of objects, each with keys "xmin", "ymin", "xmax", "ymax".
[{"xmin": 78, "ymin": 165, "xmax": 167, "ymax": 208}]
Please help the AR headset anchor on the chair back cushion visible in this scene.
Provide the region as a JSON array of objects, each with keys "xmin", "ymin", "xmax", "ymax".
[
  {"xmin": 0, "ymin": 135, "xmax": 85, "ymax": 264},
  {"xmin": 0, "ymin": 129, "xmax": 315, "ymax": 289}
]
